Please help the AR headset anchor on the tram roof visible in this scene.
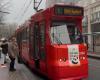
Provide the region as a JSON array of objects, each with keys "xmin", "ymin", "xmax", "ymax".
[{"xmin": 31, "ymin": 4, "xmax": 83, "ymax": 19}]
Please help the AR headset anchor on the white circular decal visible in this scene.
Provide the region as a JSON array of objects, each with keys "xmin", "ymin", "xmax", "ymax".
[{"xmin": 68, "ymin": 45, "xmax": 80, "ymax": 65}]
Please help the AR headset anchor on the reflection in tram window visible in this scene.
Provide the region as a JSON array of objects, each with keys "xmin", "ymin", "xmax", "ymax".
[{"xmin": 50, "ymin": 22, "xmax": 83, "ymax": 44}]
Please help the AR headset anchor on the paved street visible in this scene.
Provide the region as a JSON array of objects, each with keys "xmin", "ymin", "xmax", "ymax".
[
  {"xmin": 88, "ymin": 58, "xmax": 100, "ymax": 80},
  {"xmin": 0, "ymin": 57, "xmax": 100, "ymax": 80},
  {"xmin": 0, "ymin": 61, "xmax": 45, "ymax": 80}
]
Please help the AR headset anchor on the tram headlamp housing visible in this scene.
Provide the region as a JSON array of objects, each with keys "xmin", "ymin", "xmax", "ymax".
[
  {"xmin": 83, "ymin": 57, "xmax": 85, "ymax": 60},
  {"xmin": 59, "ymin": 58, "xmax": 67, "ymax": 62}
]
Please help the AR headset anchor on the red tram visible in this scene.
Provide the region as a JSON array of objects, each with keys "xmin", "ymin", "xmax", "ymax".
[{"xmin": 16, "ymin": 4, "xmax": 88, "ymax": 80}]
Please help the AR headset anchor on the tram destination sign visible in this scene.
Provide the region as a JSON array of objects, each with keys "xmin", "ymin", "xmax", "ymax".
[{"xmin": 54, "ymin": 5, "xmax": 83, "ymax": 16}]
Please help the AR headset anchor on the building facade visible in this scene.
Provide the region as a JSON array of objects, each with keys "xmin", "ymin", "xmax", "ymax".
[
  {"xmin": 46, "ymin": 0, "xmax": 80, "ymax": 8},
  {"xmin": 77, "ymin": 0, "xmax": 100, "ymax": 53}
]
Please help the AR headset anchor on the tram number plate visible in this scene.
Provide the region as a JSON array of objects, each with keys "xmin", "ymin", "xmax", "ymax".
[{"xmin": 68, "ymin": 45, "xmax": 80, "ymax": 66}]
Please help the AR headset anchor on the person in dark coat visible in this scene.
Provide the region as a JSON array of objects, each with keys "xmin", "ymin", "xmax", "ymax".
[
  {"xmin": 8, "ymin": 38, "xmax": 19, "ymax": 71},
  {"xmin": 1, "ymin": 39, "xmax": 8, "ymax": 64}
]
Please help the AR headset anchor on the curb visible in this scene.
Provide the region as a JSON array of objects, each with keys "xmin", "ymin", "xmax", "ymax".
[{"xmin": 88, "ymin": 54, "xmax": 100, "ymax": 60}]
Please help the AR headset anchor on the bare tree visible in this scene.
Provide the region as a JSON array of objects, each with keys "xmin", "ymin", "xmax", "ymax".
[
  {"xmin": 0, "ymin": 0, "xmax": 10, "ymax": 39},
  {"xmin": 0, "ymin": 0, "xmax": 4, "ymax": 23},
  {"xmin": 0, "ymin": 23, "xmax": 17, "ymax": 39},
  {"xmin": 0, "ymin": 0, "xmax": 10, "ymax": 24}
]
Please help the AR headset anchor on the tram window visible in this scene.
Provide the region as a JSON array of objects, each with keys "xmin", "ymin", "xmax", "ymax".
[
  {"xmin": 50, "ymin": 21, "xmax": 83, "ymax": 44},
  {"xmin": 40, "ymin": 23, "xmax": 46, "ymax": 60},
  {"xmin": 50, "ymin": 25, "xmax": 71, "ymax": 44},
  {"xmin": 26, "ymin": 28, "xmax": 29, "ymax": 39},
  {"xmin": 22, "ymin": 28, "xmax": 27, "ymax": 40},
  {"xmin": 40, "ymin": 24, "xmax": 45, "ymax": 47},
  {"xmin": 17, "ymin": 32, "xmax": 22, "ymax": 47},
  {"xmin": 67, "ymin": 25, "xmax": 83, "ymax": 44},
  {"xmin": 33, "ymin": 24, "xmax": 39, "ymax": 59},
  {"xmin": 29, "ymin": 26, "xmax": 34, "ymax": 58}
]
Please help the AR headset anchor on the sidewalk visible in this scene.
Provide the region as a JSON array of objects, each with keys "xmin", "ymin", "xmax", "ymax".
[
  {"xmin": 88, "ymin": 52, "xmax": 100, "ymax": 59},
  {"xmin": 0, "ymin": 60, "xmax": 42, "ymax": 80}
]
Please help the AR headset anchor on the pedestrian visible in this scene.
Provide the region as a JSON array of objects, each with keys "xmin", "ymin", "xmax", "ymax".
[
  {"xmin": 8, "ymin": 38, "xmax": 19, "ymax": 71},
  {"xmin": 1, "ymin": 39, "xmax": 8, "ymax": 64}
]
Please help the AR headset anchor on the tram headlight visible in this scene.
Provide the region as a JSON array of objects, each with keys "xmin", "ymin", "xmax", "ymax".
[
  {"xmin": 83, "ymin": 57, "xmax": 85, "ymax": 60},
  {"xmin": 84, "ymin": 43, "xmax": 87, "ymax": 46},
  {"xmin": 59, "ymin": 58, "xmax": 67, "ymax": 62},
  {"xmin": 80, "ymin": 56, "xmax": 85, "ymax": 60},
  {"xmin": 80, "ymin": 51, "xmax": 86, "ymax": 60},
  {"xmin": 60, "ymin": 59, "xmax": 62, "ymax": 62}
]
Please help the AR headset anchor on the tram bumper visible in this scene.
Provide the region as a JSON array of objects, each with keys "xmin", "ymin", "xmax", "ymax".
[{"xmin": 48, "ymin": 62, "xmax": 88, "ymax": 80}]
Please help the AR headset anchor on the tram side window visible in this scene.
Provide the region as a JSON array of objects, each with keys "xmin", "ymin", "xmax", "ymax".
[
  {"xmin": 16, "ymin": 33, "xmax": 21, "ymax": 48},
  {"xmin": 29, "ymin": 26, "xmax": 34, "ymax": 57},
  {"xmin": 33, "ymin": 24, "xmax": 39, "ymax": 59},
  {"xmin": 20, "ymin": 31, "xmax": 23, "ymax": 43},
  {"xmin": 22, "ymin": 28, "xmax": 27, "ymax": 40},
  {"xmin": 40, "ymin": 23, "xmax": 46, "ymax": 60},
  {"xmin": 40, "ymin": 24, "xmax": 45, "ymax": 47},
  {"xmin": 26, "ymin": 28, "xmax": 29, "ymax": 40}
]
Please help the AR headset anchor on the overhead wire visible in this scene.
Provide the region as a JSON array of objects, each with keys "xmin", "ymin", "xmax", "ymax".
[
  {"xmin": 14, "ymin": 0, "xmax": 28, "ymax": 20},
  {"xmin": 0, "ymin": 0, "xmax": 12, "ymax": 9},
  {"xmin": 16, "ymin": 0, "xmax": 33, "ymax": 22},
  {"xmin": 34, "ymin": 0, "xmax": 42, "ymax": 11},
  {"xmin": 0, "ymin": 0, "xmax": 13, "ymax": 14}
]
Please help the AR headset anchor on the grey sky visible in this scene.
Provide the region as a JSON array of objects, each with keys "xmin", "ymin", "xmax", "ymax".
[
  {"xmin": 5, "ymin": 0, "xmax": 46, "ymax": 25},
  {"xmin": 5, "ymin": 0, "xmax": 80, "ymax": 25}
]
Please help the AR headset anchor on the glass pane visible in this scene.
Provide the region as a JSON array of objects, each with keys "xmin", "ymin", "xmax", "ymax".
[
  {"xmin": 40, "ymin": 24, "xmax": 45, "ymax": 47},
  {"xmin": 50, "ymin": 21, "xmax": 83, "ymax": 44},
  {"xmin": 50, "ymin": 25, "xmax": 71, "ymax": 44}
]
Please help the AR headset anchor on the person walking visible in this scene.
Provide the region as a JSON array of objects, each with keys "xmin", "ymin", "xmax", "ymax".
[
  {"xmin": 1, "ymin": 39, "xmax": 8, "ymax": 64},
  {"xmin": 8, "ymin": 38, "xmax": 19, "ymax": 71}
]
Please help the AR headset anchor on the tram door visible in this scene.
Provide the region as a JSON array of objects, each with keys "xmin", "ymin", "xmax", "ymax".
[{"xmin": 34, "ymin": 23, "xmax": 40, "ymax": 69}]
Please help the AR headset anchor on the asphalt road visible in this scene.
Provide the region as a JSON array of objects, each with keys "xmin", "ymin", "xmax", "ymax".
[
  {"xmin": 88, "ymin": 58, "xmax": 100, "ymax": 80},
  {"xmin": 24, "ymin": 58, "xmax": 100, "ymax": 80},
  {"xmin": 0, "ymin": 57, "xmax": 100, "ymax": 80}
]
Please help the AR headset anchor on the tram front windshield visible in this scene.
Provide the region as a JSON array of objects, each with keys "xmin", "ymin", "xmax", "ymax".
[{"xmin": 50, "ymin": 22, "xmax": 83, "ymax": 44}]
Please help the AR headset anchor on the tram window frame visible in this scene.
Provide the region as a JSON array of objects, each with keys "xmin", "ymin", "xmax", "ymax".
[
  {"xmin": 50, "ymin": 21, "xmax": 83, "ymax": 44},
  {"xmin": 50, "ymin": 21, "xmax": 73, "ymax": 44}
]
